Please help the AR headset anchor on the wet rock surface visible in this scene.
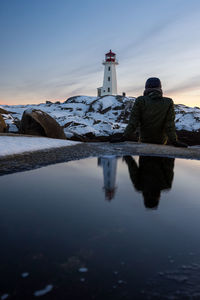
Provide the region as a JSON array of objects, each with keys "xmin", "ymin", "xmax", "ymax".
[{"xmin": 0, "ymin": 141, "xmax": 199, "ymax": 176}]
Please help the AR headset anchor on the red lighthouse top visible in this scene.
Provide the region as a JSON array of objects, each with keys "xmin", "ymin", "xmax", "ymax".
[{"xmin": 105, "ymin": 49, "xmax": 116, "ymax": 62}]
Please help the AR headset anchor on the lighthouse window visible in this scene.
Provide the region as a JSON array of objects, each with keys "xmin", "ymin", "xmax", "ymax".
[
  {"xmin": 108, "ymin": 77, "xmax": 110, "ymax": 81},
  {"xmin": 108, "ymin": 87, "xmax": 110, "ymax": 92},
  {"xmin": 108, "ymin": 67, "xmax": 111, "ymax": 71}
]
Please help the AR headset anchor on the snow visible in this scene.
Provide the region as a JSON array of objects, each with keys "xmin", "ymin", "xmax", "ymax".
[
  {"xmin": 175, "ymin": 104, "xmax": 200, "ymax": 131},
  {"xmin": 25, "ymin": 107, "xmax": 34, "ymax": 114},
  {"xmin": 34, "ymin": 284, "xmax": 53, "ymax": 297},
  {"xmin": 0, "ymin": 136, "xmax": 80, "ymax": 157},
  {"xmin": 0, "ymin": 96, "xmax": 132, "ymax": 138},
  {"xmin": 1, "ymin": 96, "xmax": 200, "ymax": 139},
  {"xmin": 66, "ymin": 95, "xmax": 96, "ymax": 105}
]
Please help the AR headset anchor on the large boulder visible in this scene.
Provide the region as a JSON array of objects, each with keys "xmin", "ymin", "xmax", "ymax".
[
  {"xmin": 0, "ymin": 114, "xmax": 6, "ymax": 132},
  {"xmin": 20, "ymin": 108, "xmax": 66, "ymax": 139}
]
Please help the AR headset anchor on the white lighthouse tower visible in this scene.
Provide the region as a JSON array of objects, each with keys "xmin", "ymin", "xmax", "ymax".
[{"xmin": 97, "ymin": 50, "xmax": 118, "ymax": 97}]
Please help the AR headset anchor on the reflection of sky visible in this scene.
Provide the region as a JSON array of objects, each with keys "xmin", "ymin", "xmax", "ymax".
[
  {"xmin": 173, "ymin": 158, "xmax": 200, "ymax": 199},
  {"xmin": 0, "ymin": 156, "xmax": 200, "ymax": 298},
  {"xmin": 1, "ymin": 0, "xmax": 200, "ymax": 107}
]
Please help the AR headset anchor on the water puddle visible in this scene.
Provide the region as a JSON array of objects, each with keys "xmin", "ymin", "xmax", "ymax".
[{"xmin": 0, "ymin": 155, "xmax": 200, "ymax": 299}]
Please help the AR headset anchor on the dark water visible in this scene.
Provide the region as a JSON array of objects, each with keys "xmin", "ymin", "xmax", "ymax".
[{"xmin": 0, "ymin": 156, "xmax": 200, "ymax": 299}]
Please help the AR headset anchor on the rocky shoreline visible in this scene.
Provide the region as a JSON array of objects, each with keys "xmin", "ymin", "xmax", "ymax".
[
  {"xmin": 1, "ymin": 142, "xmax": 200, "ymax": 177},
  {"xmin": 1, "ymin": 95, "xmax": 200, "ymax": 145}
]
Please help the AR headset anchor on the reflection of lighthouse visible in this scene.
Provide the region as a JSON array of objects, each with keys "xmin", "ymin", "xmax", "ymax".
[{"xmin": 98, "ymin": 156, "xmax": 117, "ymax": 201}]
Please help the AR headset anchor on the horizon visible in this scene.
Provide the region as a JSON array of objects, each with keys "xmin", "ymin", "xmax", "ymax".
[{"xmin": 1, "ymin": 0, "xmax": 200, "ymax": 108}]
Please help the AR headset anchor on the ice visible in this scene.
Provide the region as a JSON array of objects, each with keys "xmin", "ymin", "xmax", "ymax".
[
  {"xmin": 21, "ymin": 272, "xmax": 29, "ymax": 278},
  {"xmin": 34, "ymin": 284, "xmax": 53, "ymax": 297},
  {"xmin": 78, "ymin": 267, "xmax": 88, "ymax": 273},
  {"xmin": 118, "ymin": 280, "xmax": 124, "ymax": 284},
  {"xmin": 80, "ymin": 278, "xmax": 85, "ymax": 282}
]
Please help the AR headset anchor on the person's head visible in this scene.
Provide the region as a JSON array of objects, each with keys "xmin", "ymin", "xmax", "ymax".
[
  {"xmin": 144, "ymin": 77, "xmax": 162, "ymax": 96},
  {"xmin": 142, "ymin": 190, "xmax": 161, "ymax": 209},
  {"xmin": 145, "ymin": 77, "xmax": 162, "ymax": 89}
]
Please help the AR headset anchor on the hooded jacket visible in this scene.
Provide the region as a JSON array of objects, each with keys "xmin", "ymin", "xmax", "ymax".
[{"xmin": 124, "ymin": 90, "xmax": 177, "ymax": 144}]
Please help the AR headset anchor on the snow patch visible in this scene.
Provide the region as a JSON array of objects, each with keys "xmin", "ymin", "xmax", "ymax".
[
  {"xmin": 34, "ymin": 284, "xmax": 53, "ymax": 297},
  {"xmin": 78, "ymin": 267, "xmax": 88, "ymax": 273},
  {"xmin": 0, "ymin": 136, "xmax": 80, "ymax": 157}
]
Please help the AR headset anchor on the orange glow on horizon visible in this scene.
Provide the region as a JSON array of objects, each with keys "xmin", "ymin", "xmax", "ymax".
[
  {"xmin": 0, "ymin": 100, "xmax": 7, "ymax": 105},
  {"xmin": 0, "ymin": 93, "xmax": 200, "ymax": 108}
]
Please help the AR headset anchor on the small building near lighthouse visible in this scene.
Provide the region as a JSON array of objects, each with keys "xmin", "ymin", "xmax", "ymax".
[{"xmin": 97, "ymin": 50, "xmax": 118, "ymax": 97}]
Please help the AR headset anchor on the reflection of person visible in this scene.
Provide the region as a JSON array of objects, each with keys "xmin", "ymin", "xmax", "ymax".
[
  {"xmin": 124, "ymin": 156, "xmax": 175, "ymax": 209},
  {"xmin": 111, "ymin": 77, "xmax": 187, "ymax": 147}
]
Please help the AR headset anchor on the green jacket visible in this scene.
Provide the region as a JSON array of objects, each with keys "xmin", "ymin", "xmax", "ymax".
[{"xmin": 124, "ymin": 92, "xmax": 177, "ymax": 144}]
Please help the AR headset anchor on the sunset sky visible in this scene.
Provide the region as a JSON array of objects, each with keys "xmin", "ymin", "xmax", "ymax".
[{"xmin": 1, "ymin": 0, "xmax": 200, "ymax": 107}]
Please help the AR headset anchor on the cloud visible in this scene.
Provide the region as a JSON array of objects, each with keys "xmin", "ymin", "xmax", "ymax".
[{"xmin": 166, "ymin": 75, "xmax": 200, "ymax": 95}]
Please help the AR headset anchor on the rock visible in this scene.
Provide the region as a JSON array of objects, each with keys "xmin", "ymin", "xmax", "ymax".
[
  {"xmin": 1, "ymin": 96, "xmax": 200, "ymax": 145},
  {"xmin": 20, "ymin": 108, "xmax": 66, "ymax": 139},
  {"xmin": 46, "ymin": 100, "xmax": 53, "ymax": 105},
  {"xmin": 177, "ymin": 130, "xmax": 200, "ymax": 146},
  {"xmin": 0, "ymin": 114, "xmax": 7, "ymax": 133},
  {"xmin": 0, "ymin": 108, "xmax": 10, "ymax": 114}
]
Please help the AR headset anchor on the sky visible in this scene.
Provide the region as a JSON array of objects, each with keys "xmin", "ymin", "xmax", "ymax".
[{"xmin": 1, "ymin": 0, "xmax": 200, "ymax": 107}]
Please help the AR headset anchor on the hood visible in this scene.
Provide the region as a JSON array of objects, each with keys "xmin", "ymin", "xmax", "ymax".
[{"xmin": 143, "ymin": 88, "xmax": 163, "ymax": 99}]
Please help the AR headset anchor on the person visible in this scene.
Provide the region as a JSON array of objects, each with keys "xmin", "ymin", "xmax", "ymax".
[
  {"xmin": 112, "ymin": 77, "xmax": 187, "ymax": 147},
  {"xmin": 124, "ymin": 155, "xmax": 175, "ymax": 209}
]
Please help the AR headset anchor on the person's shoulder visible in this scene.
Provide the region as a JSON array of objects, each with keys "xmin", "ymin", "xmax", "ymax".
[
  {"xmin": 163, "ymin": 96, "xmax": 174, "ymax": 104},
  {"xmin": 136, "ymin": 95, "xmax": 145, "ymax": 100},
  {"xmin": 134, "ymin": 95, "xmax": 145, "ymax": 103}
]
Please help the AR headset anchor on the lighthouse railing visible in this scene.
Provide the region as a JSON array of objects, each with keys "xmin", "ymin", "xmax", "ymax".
[{"xmin": 102, "ymin": 59, "xmax": 118, "ymax": 65}]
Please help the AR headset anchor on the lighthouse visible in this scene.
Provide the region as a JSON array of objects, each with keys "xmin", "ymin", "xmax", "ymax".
[{"xmin": 97, "ymin": 50, "xmax": 118, "ymax": 97}]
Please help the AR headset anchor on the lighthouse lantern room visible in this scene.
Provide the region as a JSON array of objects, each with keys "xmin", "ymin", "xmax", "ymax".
[{"xmin": 97, "ymin": 50, "xmax": 118, "ymax": 97}]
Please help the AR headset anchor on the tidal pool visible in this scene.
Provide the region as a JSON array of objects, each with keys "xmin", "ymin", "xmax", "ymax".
[{"xmin": 0, "ymin": 156, "xmax": 200, "ymax": 299}]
